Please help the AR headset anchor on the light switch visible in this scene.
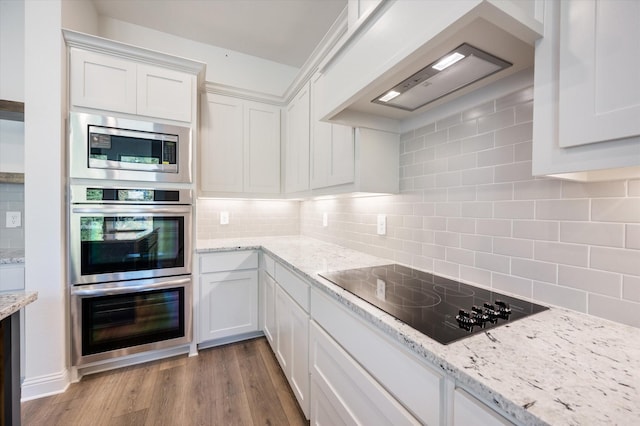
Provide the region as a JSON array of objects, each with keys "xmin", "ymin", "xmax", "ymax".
[{"xmin": 220, "ymin": 211, "xmax": 229, "ymax": 225}]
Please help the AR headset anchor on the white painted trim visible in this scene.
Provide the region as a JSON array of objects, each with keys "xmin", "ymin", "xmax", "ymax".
[{"xmin": 21, "ymin": 369, "xmax": 70, "ymax": 402}]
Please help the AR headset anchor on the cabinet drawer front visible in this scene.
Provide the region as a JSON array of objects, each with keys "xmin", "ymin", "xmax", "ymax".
[
  {"xmin": 262, "ymin": 252, "xmax": 276, "ymax": 278},
  {"xmin": 0, "ymin": 265, "xmax": 24, "ymax": 291},
  {"xmin": 311, "ymin": 289, "xmax": 443, "ymax": 426},
  {"xmin": 199, "ymin": 251, "xmax": 258, "ymax": 273},
  {"xmin": 453, "ymin": 388, "xmax": 512, "ymax": 426},
  {"xmin": 275, "ymin": 262, "xmax": 309, "ymax": 311},
  {"xmin": 310, "ymin": 322, "xmax": 420, "ymax": 426}
]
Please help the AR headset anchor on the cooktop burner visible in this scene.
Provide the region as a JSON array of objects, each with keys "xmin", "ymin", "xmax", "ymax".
[{"xmin": 319, "ymin": 264, "xmax": 548, "ymax": 345}]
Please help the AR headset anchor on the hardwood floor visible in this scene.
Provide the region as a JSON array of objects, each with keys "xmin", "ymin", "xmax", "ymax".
[{"xmin": 21, "ymin": 338, "xmax": 308, "ymax": 426}]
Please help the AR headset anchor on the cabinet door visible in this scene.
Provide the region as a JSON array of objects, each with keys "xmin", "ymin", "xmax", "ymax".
[
  {"xmin": 453, "ymin": 388, "xmax": 512, "ymax": 426},
  {"xmin": 69, "ymin": 49, "xmax": 137, "ymax": 114},
  {"xmin": 137, "ymin": 64, "xmax": 194, "ymax": 122},
  {"xmin": 200, "ymin": 94, "xmax": 244, "ymax": 192},
  {"xmin": 275, "ymin": 285, "xmax": 310, "ymax": 419},
  {"xmin": 199, "ymin": 270, "xmax": 258, "ymax": 343},
  {"xmin": 244, "ymin": 101, "xmax": 281, "ymax": 193},
  {"xmin": 558, "ymin": 0, "xmax": 640, "ymax": 147},
  {"xmin": 285, "ymin": 82, "xmax": 311, "ymax": 193},
  {"xmin": 327, "ymin": 124, "xmax": 355, "ymax": 187},
  {"xmin": 261, "ymin": 270, "xmax": 277, "ymax": 348}
]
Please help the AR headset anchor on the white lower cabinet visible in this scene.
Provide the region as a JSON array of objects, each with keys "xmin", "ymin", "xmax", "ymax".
[
  {"xmin": 260, "ymin": 269, "xmax": 277, "ymax": 347},
  {"xmin": 198, "ymin": 251, "xmax": 259, "ymax": 344},
  {"xmin": 310, "ymin": 321, "xmax": 420, "ymax": 425},
  {"xmin": 453, "ymin": 388, "xmax": 512, "ymax": 426},
  {"xmin": 275, "ymin": 283, "xmax": 310, "ymax": 419}
]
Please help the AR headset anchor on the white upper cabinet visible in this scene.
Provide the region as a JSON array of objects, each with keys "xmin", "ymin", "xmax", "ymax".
[
  {"xmin": 284, "ymin": 82, "xmax": 311, "ymax": 194},
  {"xmin": 558, "ymin": 0, "xmax": 640, "ymax": 148},
  {"xmin": 310, "ymin": 72, "xmax": 355, "ymax": 189},
  {"xmin": 70, "ymin": 48, "xmax": 195, "ymax": 123},
  {"xmin": 532, "ymin": 0, "xmax": 640, "ymax": 181},
  {"xmin": 200, "ymin": 93, "xmax": 281, "ymax": 195}
]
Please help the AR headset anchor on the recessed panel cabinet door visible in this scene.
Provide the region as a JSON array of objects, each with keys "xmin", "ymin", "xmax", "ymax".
[
  {"xmin": 558, "ymin": 0, "xmax": 640, "ymax": 147},
  {"xmin": 70, "ymin": 49, "xmax": 137, "ymax": 114},
  {"xmin": 199, "ymin": 270, "xmax": 258, "ymax": 342},
  {"xmin": 285, "ymin": 82, "xmax": 311, "ymax": 193},
  {"xmin": 137, "ymin": 64, "xmax": 194, "ymax": 122},
  {"xmin": 200, "ymin": 94, "xmax": 244, "ymax": 192},
  {"xmin": 244, "ymin": 101, "xmax": 281, "ymax": 193}
]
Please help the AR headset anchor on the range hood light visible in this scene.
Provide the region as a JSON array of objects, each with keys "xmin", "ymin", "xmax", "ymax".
[
  {"xmin": 378, "ymin": 90, "xmax": 402, "ymax": 103},
  {"xmin": 432, "ymin": 52, "xmax": 465, "ymax": 71},
  {"xmin": 372, "ymin": 43, "xmax": 512, "ymax": 112}
]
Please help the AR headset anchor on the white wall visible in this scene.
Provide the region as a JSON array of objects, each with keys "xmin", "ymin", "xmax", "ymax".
[
  {"xmin": 61, "ymin": 0, "xmax": 98, "ymax": 34},
  {"xmin": 98, "ymin": 16, "xmax": 299, "ymax": 97},
  {"xmin": 22, "ymin": 0, "xmax": 69, "ymax": 400}
]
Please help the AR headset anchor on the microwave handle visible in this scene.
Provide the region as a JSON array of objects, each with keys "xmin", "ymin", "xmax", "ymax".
[{"xmin": 71, "ymin": 277, "xmax": 191, "ymax": 296}]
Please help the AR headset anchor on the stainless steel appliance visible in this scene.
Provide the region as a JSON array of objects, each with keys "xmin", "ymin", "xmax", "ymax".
[
  {"xmin": 69, "ymin": 184, "xmax": 193, "ymax": 365},
  {"xmin": 319, "ymin": 264, "xmax": 548, "ymax": 345},
  {"xmin": 69, "ymin": 112, "xmax": 192, "ymax": 183}
]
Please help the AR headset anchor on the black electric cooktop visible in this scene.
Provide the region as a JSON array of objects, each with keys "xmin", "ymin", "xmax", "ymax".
[{"xmin": 319, "ymin": 264, "xmax": 548, "ymax": 345}]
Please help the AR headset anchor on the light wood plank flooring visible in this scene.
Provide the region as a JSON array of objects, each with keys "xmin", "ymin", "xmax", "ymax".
[{"xmin": 22, "ymin": 337, "xmax": 308, "ymax": 426}]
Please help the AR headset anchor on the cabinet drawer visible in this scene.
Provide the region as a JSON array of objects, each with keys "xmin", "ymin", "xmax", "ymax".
[
  {"xmin": 310, "ymin": 321, "xmax": 420, "ymax": 425},
  {"xmin": 275, "ymin": 262, "xmax": 309, "ymax": 311},
  {"xmin": 262, "ymin": 252, "xmax": 276, "ymax": 278},
  {"xmin": 453, "ymin": 388, "xmax": 512, "ymax": 426},
  {"xmin": 311, "ymin": 289, "xmax": 443, "ymax": 425},
  {"xmin": 199, "ymin": 251, "xmax": 258, "ymax": 273},
  {"xmin": 0, "ymin": 265, "xmax": 25, "ymax": 292}
]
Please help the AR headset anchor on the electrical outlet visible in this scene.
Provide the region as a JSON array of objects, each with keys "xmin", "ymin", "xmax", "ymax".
[
  {"xmin": 6, "ymin": 211, "xmax": 21, "ymax": 228},
  {"xmin": 220, "ymin": 211, "xmax": 229, "ymax": 225},
  {"xmin": 322, "ymin": 212, "xmax": 328, "ymax": 227},
  {"xmin": 376, "ymin": 214, "xmax": 386, "ymax": 235}
]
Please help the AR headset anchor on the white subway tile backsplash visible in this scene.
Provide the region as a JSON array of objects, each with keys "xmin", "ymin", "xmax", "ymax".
[
  {"xmin": 535, "ymin": 199, "xmax": 590, "ymax": 221},
  {"xmin": 627, "ymin": 224, "xmax": 640, "ymax": 249},
  {"xmin": 494, "ymin": 161, "xmax": 533, "ymax": 183},
  {"xmin": 560, "ymin": 222, "xmax": 624, "ymax": 247},
  {"xmin": 495, "ymin": 122, "xmax": 533, "ymax": 147},
  {"xmin": 298, "ymin": 86, "xmax": 639, "ymax": 330},
  {"xmin": 532, "ymin": 281, "xmax": 587, "ymax": 312},
  {"xmin": 492, "ymin": 273, "xmax": 532, "ymax": 298},
  {"xmin": 513, "ymin": 220, "xmax": 559, "ymax": 241},
  {"xmin": 493, "ymin": 237, "xmax": 533, "ymax": 259},
  {"xmin": 590, "ymin": 246, "xmax": 640, "ymax": 276},
  {"xmin": 476, "ymin": 252, "xmax": 510, "ymax": 273},
  {"xmin": 534, "ymin": 241, "xmax": 588, "ymax": 267},
  {"xmin": 494, "ymin": 201, "xmax": 534, "ymax": 219},
  {"xmin": 623, "ymin": 275, "xmax": 640, "ymax": 302},
  {"xmin": 478, "ymin": 108, "xmax": 514, "ymax": 133},
  {"xmin": 476, "ymin": 219, "xmax": 511, "ymax": 237},
  {"xmin": 557, "ymin": 265, "xmax": 621, "ymax": 297},
  {"xmin": 588, "ymin": 294, "xmax": 640, "ymax": 328},
  {"xmin": 562, "ymin": 180, "xmax": 627, "ymax": 198},
  {"xmin": 511, "ymin": 258, "xmax": 557, "ymax": 283},
  {"xmin": 592, "ymin": 198, "xmax": 640, "ymax": 223}
]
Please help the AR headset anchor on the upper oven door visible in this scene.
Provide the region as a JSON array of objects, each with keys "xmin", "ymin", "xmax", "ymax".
[
  {"xmin": 69, "ymin": 204, "xmax": 192, "ymax": 285},
  {"xmin": 69, "ymin": 111, "xmax": 192, "ymax": 183}
]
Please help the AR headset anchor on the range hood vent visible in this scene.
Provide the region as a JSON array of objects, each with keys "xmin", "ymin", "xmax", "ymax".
[{"xmin": 372, "ymin": 44, "xmax": 512, "ymax": 112}]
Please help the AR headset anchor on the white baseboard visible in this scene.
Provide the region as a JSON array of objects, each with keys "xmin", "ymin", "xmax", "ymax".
[{"xmin": 21, "ymin": 369, "xmax": 70, "ymax": 402}]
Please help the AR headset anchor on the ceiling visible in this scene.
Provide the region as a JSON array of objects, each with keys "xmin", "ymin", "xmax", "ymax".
[{"xmin": 91, "ymin": 0, "xmax": 347, "ymax": 68}]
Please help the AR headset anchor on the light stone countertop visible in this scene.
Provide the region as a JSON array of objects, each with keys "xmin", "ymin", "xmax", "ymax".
[
  {"xmin": 197, "ymin": 236, "xmax": 640, "ymax": 426},
  {"xmin": 0, "ymin": 291, "xmax": 37, "ymax": 321},
  {"xmin": 0, "ymin": 248, "xmax": 25, "ymax": 265}
]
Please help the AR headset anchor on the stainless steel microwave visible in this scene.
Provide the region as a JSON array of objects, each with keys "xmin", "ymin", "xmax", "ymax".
[{"xmin": 69, "ymin": 112, "xmax": 192, "ymax": 183}]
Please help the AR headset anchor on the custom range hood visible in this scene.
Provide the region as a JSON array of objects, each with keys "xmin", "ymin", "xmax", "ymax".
[
  {"xmin": 372, "ymin": 43, "xmax": 512, "ymax": 112},
  {"xmin": 317, "ymin": 2, "xmax": 542, "ymax": 132}
]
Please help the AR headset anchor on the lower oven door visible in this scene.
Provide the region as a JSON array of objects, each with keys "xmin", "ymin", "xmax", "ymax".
[{"xmin": 70, "ymin": 276, "xmax": 192, "ymax": 366}]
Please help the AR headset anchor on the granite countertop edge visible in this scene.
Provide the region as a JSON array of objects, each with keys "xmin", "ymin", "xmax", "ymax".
[
  {"xmin": 0, "ymin": 291, "xmax": 38, "ymax": 321},
  {"xmin": 197, "ymin": 236, "xmax": 640, "ymax": 426},
  {"xmin": 0, "ymin": 248, "xmax": 26, "ymax": 265}
]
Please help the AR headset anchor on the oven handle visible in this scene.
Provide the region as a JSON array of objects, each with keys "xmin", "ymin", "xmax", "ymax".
[
  {"xmin": 71, "ymin": 205, "xmax": 191, "ymax": 215},
  {"xmin": 71, "ymin": 277, "xmax": 191, "ymax": 296}
]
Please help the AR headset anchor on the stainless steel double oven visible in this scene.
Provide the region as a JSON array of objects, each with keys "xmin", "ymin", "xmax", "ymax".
[{"xmin": 68, "ymin": 111, "xmax": 194, "ymax": 366}]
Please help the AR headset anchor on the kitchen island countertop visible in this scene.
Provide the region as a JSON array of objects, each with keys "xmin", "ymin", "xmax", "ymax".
[
  {"xmin": 197, "ymin": 236, "xmax": 640, "ymax": 426},
  {"xmin": 0, "ymin": 291, "xmax": 37, "ymax": 321}
]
